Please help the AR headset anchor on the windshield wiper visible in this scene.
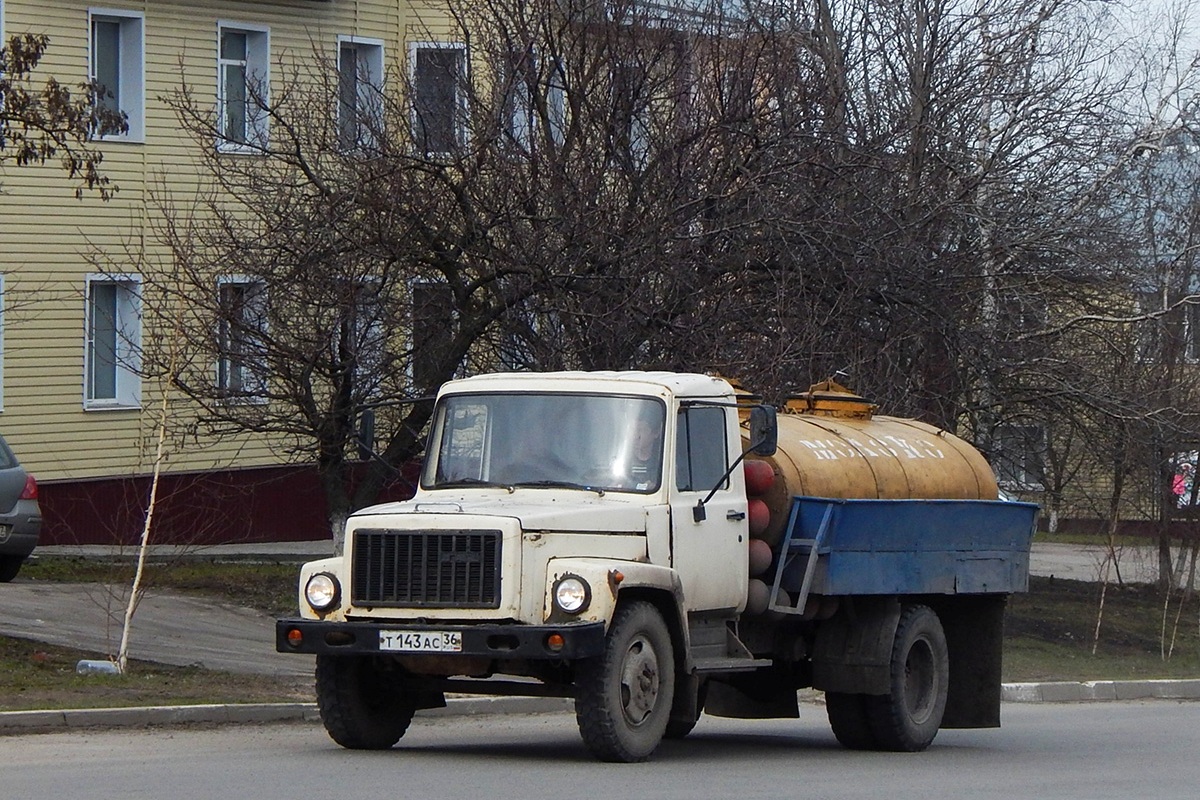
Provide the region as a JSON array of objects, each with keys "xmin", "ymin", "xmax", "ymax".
[
  {"xmin": 512, "ymin": 480, "xmax": 605, "ymax": 496},
  {"xmin": 435, "ymin": 478, "xmax": 507, "ymax": 489}
]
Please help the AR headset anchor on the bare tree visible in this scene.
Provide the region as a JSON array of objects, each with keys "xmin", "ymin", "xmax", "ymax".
[{"xmin": 126, "ymin": 0, "xmax": 1200, "ymax": 554}]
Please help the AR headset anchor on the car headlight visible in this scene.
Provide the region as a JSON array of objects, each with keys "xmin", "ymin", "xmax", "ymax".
[
  {"xmin": 305, "ymin": 573, "xmax": 340, "ymax": 611},
  {"xmin": 553, "ymin": 575, "xmax": 591, "ymax": 614}
]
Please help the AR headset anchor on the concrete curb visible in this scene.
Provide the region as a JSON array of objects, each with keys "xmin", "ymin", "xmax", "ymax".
[
  {"xmin": 1000, "ymin": 679, "xmax": 1200, "ymax": 703},
  {"xmin": 0, "ymin": 696, "xmax": 574, "ymax": 735},
  {"xmin": 3, "ymin": 683, "xmax": 1196, "ymax": 735}
]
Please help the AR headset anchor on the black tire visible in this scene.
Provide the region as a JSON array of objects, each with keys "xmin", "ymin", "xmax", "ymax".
[
  {"xmin": 0, "ymin": 556, "xmax": 23, "ymax": 583},
  {"xmin": 865, "ymin": 604, "xmax": 949, "ymax": 752},
  {"xmin": 315, "ymin": 655, "xmax": 415, "ymax": 750},
  {"xmin": 575, "ymin": 600, "xmax": 676, "ymax": 762},
  {"xmin": 825, "ymin": 691, "xmax": 878, "ymax": 750}
]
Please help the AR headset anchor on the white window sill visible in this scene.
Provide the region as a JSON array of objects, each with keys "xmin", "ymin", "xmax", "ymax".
[
  {"xmin": 95, "ymin": 133, "xmax": 146, "ymax": 145},
  {"xmin": 84, "ymin": 400, "xmax": 142, "ymax": 412}
]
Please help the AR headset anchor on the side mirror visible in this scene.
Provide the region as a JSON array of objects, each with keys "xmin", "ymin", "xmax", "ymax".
[{"xmin": 749, "ymin": 405, "xmax": 777, "ymax": 456}]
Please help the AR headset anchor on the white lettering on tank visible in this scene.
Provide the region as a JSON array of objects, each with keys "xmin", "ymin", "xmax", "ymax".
[
  {"xmin": 881, "ymin": 436, "xmax": 924, "ymax": 459},
  {"xmin": 874, "ymin": 436, "xmax": 945, "ymax": 459},
  {"xmin": 867, "ymin": 437, "xmax": 898, "ymax": 457},
  {"xmin": 799, "ymin": 439, "xmax": 839, "ymax": 460},
  {"xmin": 798, "ymin": 435, "xmax": 945, "ymax": 460},
  {"xmin": 844, "ymin": 437, "xmax": 879, "ymax": 457}
]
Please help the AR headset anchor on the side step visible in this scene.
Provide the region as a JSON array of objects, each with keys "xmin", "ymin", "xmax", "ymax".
[
  {"xmin": 687, "ymin": 612, "xmax": 772, "ymax": 674},
  {"xmin": 692, "ymin": 656, "xmax": 773, "ymax": 674}
]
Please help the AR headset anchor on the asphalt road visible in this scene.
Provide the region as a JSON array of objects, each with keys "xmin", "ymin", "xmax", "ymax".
[{"xmin": 2, "ymin": 702, "xmax": 1197, "ymax": 799}]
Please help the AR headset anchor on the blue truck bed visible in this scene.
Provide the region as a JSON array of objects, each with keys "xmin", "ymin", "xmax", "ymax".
[{"xmin": 772, "ymin": 496, "xmax": 1038, "ymax": 602}]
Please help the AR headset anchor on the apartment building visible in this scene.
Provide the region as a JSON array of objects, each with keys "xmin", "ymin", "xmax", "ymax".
[{"xmin": 0, "ymin": 0, "xmax": 468, "ymax": 546}]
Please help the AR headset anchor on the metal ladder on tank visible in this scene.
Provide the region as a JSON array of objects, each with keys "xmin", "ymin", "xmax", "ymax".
[{"xmin": 766, "ymin": 501, "xmax": 834, "ymax": 616}]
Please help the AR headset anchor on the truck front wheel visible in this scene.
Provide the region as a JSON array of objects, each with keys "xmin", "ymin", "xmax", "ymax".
[
  {"xmin": 575, "ymin": 600, "xmax": 676, "ymax": 762},
  {"xmin": 864, "ymin": 604, "xmax": 949, "ymax": 752},
  {"xmin": 316, "ymin": 654, "xmax": 415, "ymax": 750}
]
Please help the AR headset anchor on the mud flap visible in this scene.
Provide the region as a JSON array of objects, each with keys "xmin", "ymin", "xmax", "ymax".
[{"xmin": 930, "ymin": 595, "xmax": 1006, "ymax": 728}]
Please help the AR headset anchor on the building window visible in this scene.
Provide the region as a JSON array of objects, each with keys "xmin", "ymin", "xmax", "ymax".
[
  {"xmin": 218, "ymin": 22, "xmax": 270, "ymax": 151},
  {"xmin": 411, "ymin": 43, "xmax": 466, "ymax": 155},
  {"xmin": 335, "ymin": 277, "xmax": 387, "ymax": 400},
  {"xmin": 337, "ymin": 37, "xmax": 384, "ymax": 151},
  {"xmin": 85, "ymin": 275, "xmax": 141, "ymax": 409},
  {"xmin": 1184, "ymin": 302, "xmax": 1200, "ymax": 362},
  {"xmin": 217, "ymin": 278, "xmax": 267, "ymax": 397},
  {"xmin": 612, "ymin": 61, "xmax": 651, "ymax": 170},
  {"xmin": 89, "ymin": 8, "xmax": 144, "ymax": 140},
  {"xmin": 411, "ymin": 281, "xmax": 454, "ymax": 391},
  {"xmin": 501, "ymin": 47, "xmax": 564, "ymax": 150},
  {"xmin": 1134, "ymin": 292, "xmax": 1200, "ymax": 363},
  {"xmin": 993, "ymin": 424, "xmax": 1046, "ymax": 490}
]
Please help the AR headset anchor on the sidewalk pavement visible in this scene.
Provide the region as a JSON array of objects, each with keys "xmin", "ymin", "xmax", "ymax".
[{"xmin": 1, "ymin": 540, "xmax": 1196, "ymax": 735}]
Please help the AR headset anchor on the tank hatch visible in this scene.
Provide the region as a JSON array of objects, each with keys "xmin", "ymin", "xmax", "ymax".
[{"xmin": 785, "ymin": 379, "xmax": 877, "ymax": 420}]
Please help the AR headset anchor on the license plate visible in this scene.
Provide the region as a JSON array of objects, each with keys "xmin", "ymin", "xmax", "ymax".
[{"xmin": 378, "ymin": 629, "xmax": 462, "ymax": 653}]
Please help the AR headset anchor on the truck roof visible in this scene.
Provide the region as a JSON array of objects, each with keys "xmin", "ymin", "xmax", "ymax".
[{"xmin": 438, "ymin": 370, "xmax": 733, "ymax": 399}]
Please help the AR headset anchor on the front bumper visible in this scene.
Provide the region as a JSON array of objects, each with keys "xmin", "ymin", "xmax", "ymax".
[{"xmin": 276, "ymin": 618, "xmax": 607, "ymax": 660}]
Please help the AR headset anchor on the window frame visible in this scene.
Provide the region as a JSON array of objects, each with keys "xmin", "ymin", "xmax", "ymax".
[
  {"xmin": 84, "ymin": 273, "xmax": 142, "ymax": 411},
  {"xmin": 611, "ymin": 59, "xmax": 652, "ymax": 170},
  {"xmin": 216, "ymin": 275, "xmax": 269, "ymax": 401},
  {"xmin": 336, "ymin": 35, "xmax": 385, "ymax": 152},
  {"xmin": 88, "ymin": 7, "xmax": 145, "ymax": 141},
  {"xmin": 216, "ymin": 20, "xmax": 271, "ymax": 153},
  {"xmin": 409, "ymin": 278, "xmax": 457, "ymax": 391},
  {"xmin": 1184, "ymin": 302, "xmax": 1200, "ymax": 363},
  {"xmin": 500, "ymin": 45, "xmax": 565, "ymax": 150},
  {"xmin": 992, "ymin": 423, "xmax": 1046, "ymax": 492},
  {"xmin": 409, "ymin": 41, "xmax": 468, "ymax": 156},
  {"xmin": 674, "ymin": 404, "xmax": 730, "ymax": 493}
]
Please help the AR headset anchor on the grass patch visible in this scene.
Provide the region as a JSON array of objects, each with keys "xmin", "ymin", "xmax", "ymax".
[
  {"xmin": 0, "ymin": 637, "xmax": 311, "ymax": 712},
  {"xmin": 1031, "ymin": 530, "xmax": 1154, "ymax": 548},
  {"xmin": 1004, "ymin": 576, "xmax": 1200, "ymax": 681}
]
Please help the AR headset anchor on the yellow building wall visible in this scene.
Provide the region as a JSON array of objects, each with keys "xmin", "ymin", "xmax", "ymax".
[{"xmin": 0, "ymin": 0, "xmax": 426, "ymax": 483}]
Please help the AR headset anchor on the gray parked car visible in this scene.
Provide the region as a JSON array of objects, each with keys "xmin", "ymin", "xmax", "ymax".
[{"xmin": 0, "ymin": 434, "xmax": 41, "ymax": 582}]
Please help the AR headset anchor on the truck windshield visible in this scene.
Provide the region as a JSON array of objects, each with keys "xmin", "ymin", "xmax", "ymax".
[{"xmin": 422, "ymin": 393, "xmax": 666, "ymax": 494}]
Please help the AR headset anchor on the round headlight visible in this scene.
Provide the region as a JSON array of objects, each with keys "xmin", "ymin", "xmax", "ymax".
[
  {"xmin": 305, "ymin": 573, "xmax": 340, "ymax": 611},
  {"xmin": 553, "ymin": 575, "xmax": 590, "ymax": 614}
]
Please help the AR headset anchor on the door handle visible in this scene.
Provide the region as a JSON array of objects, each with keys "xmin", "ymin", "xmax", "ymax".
[{"xmin": 726, "ymin": 510, "xmax": 746, "ymax": 521}]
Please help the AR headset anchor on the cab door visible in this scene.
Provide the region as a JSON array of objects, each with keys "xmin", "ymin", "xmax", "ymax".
[{"xmin": 668, "ymin": 403, "xmax": 749, "ymax": 612}]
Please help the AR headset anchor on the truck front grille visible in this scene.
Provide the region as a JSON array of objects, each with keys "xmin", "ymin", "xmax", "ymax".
[{"xmin": 351, "ymin": 529, "xmax": 502, "ymax": 608}]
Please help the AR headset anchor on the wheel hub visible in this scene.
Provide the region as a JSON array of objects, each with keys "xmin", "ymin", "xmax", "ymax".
[
  {"xmin": 903, "ymin": 636, "xmax": 937, "ymax": 723},
  {"xmin": 619, "ymin": 636, "xmax": 660, "ymax": 726}
]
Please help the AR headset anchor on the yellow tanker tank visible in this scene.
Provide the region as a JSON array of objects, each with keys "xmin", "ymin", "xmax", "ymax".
[{"xmin": 741, "ymin": 380, "xmax": 998, "ymax": 546}]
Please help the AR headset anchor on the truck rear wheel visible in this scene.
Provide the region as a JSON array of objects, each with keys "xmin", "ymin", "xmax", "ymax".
[
  {"xmin": 825, "ymin": 692, "xmax": 879, "ymax": 750},
  {"xmin": 575, "ymin": 600, "xmax": 676, "ymax": 762},
  {"xmin": 865, "ymin": 604, "xmax": 948, "ymax": 752},
  {"xmin": 316, "ymin": 655, "xmax": 415, "ymax": 750}
]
